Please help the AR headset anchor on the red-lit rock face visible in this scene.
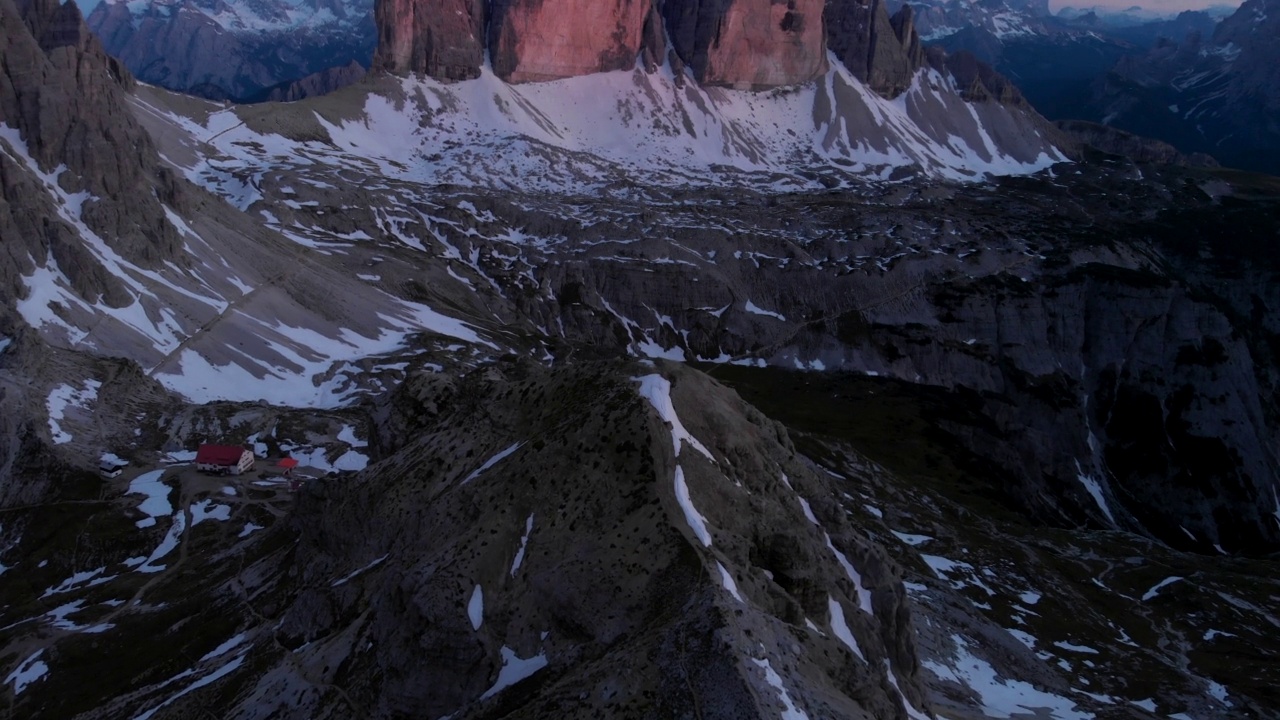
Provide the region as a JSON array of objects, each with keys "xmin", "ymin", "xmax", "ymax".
[
  {"xmin": 664, "ymin": 0, "xmax": 828, "ymax": 90},
  {"xmin": 490, "ymin": 0, "xmax": 652, "ymax": 83},
  {"xmin": 373, "ymin": 0, "xmax": 828, "ymax": 89},
  {"xmin": 373, "ymin": 0, "xmax": 485, "ymax": 80}
]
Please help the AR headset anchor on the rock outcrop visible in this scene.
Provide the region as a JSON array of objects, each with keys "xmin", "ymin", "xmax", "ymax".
[
  {"xmin": 929, "ymin": 47, "xmax": 1028, "ymax": 106},
  {"xmin": 373, "ymin": 0, "xmax": 485, "ymax": 79},
  {"xmin": 489, "ymin": 0, "xmax": 652, "ymax": 82},
  {"xmin": 825, "ymin": 0, "xmax": 923, "ymax": 97},
  {"xmin": 1054, "ymin": 120, "xmax": 1218, "ymax": 167},
  {"xmin": 0, "ymin": 0, "xmax": 185, "ymax": 310},
  {"xmin": 252, "ymin": 60, "xmax": 368, "ymax": 102},
  {"xmin": 242, "ymin": 361, "xmax": 931, "ymax": 719},
  {"xmin": 374, "ymin": 0, "xmax": 829, "ymax": 88},
  {"xmin": 662, "ymin": 0, "xmax": 828, "ymax": 89}
]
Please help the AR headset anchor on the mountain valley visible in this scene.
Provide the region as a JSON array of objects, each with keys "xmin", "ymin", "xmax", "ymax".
[{"xmin": 1, "ymin": 0, "xmax": 1279, "ymax": 717}]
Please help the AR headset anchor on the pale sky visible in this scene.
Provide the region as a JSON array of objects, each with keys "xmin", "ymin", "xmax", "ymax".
[
  {"xmin": 73, "ymin": 0, "xmax": 1244, "ymax": 22},
  {"xmin": 1048, "ymin": 0, "xmax": 1243, "ymax": 13}
]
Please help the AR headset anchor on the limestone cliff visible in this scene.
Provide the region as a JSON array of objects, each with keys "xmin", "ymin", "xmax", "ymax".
[
  {"xmin": 0, "ymin": 0, "xmax": 185, "ymax": 313},
  {"xmin": 489, "ymin": 0, "xmax": 652, "ymax": 83},
  {"xmin": 825, "ymin": 0, "xmax": 921, "ymax": 97},
  {"xmin": 372, "ymin": 0, "xmax": 485, "ymax": 79},
  {"xmin": 662, "ymin": 0, "xmax": 828, "ymax": 89},
  {"xmin": 374, "ymin": 0, "xmax": 829, "ymax": 88}
]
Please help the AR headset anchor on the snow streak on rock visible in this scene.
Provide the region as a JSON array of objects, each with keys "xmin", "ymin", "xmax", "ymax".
[
  {"xmin": 5, "ymin": 650, "xmax": 48, "ymax": 695},
  {"xmin": 479, "ymin": 646, "xmax": 548, "ymax": 700},
  {"xmin": 330, "ymin": 554, "xmax": 389, "ymax": 587},
  {"xmin": 468, "ymin": 585, "xmax": 484, "ymax": 630},
  {"xmin": 673, "ymin": 466, "xmax": 713, "ymax": 547},
  {"xmin": 1076, "ymin": 462, "xmax": 1116, "ymax": 524},
  {"xmin": 510, "ymin": 514, "xmax": 534, "ymax": 576},
  {"xmin": 463, "ymin": 442, "xmax": 525, "ymax": 484},
  {"xmin": 828, "ymin": 595, "xmax": 866, "ymax": 661},
  {"xmin": 717, "ymin": 562, "xmax": 744, "ymax": 602},
  {"xmin": 633, "ymin": 374, "xmax": 714, "ymax": 460},
  {"xmin": 1142, "ymin": 576, "xmax": 1183, "ymax": 602},
  {"xmin": 923, "ymin": 635, "xmax": 1092, "ymax": 720},
  {"xmin": 750, "ymin": 657, "xmax": 809, "ymax": 720}
]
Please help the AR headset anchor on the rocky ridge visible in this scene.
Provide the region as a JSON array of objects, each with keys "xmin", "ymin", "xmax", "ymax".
[
  {"xmin": 251, "ymin": 60, "xmax": 368, "ymax": 102},
  {"xmin": 1, "ymin": 0, "xmax": 1279, "ymax": 717},
  {"xmin": 1054, "ymin": 119, "xmax": 1218, "ymax": 167},
  {"xmin": 825, "ymin": 0, "xmax": 923, "ymax": 97},
  {"xmin": 0, "ymin": 0, "xmax": 185, "ymax": 333}
]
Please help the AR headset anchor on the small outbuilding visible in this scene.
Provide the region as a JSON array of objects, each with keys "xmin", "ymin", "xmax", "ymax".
[
  {"xmin": 195, "ymin": 445, "xmax": 255, "ymax": 475},
  {"xmin": 99, "ymin": 454, "xmax": 128, "ymax": 478}
]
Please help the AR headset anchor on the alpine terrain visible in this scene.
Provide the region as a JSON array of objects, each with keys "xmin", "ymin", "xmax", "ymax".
[
  {"xmin": 885, "ymin": 0, "xmax": 1280, "ymax": 174},
  {"xmin": 1, "ymin": 0, "xmax": 1278, "ymax": 718},
  {"xmin": 85, "ymin": 0, "xmax": 374, "ymax": 100},
  {"xmin": 1087, "ymin": 0, "xmax": 1280, "ymax": 175}
]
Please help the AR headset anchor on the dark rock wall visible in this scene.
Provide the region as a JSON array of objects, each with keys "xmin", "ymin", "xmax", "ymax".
[
  {"xmin": 373, "ymin": 0, "xmax": 484, "ymax": 79},
  {"xmin": 825, "ymin": 0, "xmax": 921, "ymax": 97},
  {"xmin": 1, "ymin": 0, "xmax": 183, "ymax": 311}
]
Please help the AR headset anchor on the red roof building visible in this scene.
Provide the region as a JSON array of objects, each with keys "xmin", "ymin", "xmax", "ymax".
[{"xmin": 195, "ymin": 445, "xmax": 255, "ymax": 475}]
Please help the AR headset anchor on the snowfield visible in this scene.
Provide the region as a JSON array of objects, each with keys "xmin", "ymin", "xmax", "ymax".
[{"xmin": 177, "ymin": 60, "xmax": 1063, "ymax": 205}]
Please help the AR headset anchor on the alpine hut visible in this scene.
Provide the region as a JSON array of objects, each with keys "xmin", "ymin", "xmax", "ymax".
[{"xmin": 195, "ymin": 444, "xmax": 255, "ymax": 475}]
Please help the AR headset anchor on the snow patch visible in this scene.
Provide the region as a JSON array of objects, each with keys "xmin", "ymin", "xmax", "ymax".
[
  {"xmin": 717, "ymin": 562, "xmax": 744, "ymax": 602},
  {"xmin": 511, "ymin": 514, "xmax": 534, "ymax": 576},
  {"xmin": 633, "ymin": 374, "xmax": 714, "ymax": 461},
  {"xmin": 479, "ymin": 646, "xmax": 548, "ymax": 700},
  {"xmin": 6, "ymin": 650, "xmax": 48, "ymax": 695},
  {"xmin": 750, "ymin": 657, "xmax": 809, "ymax": 720},
  {"xmin": 1142, "ymin": 576, "xmax": 1183, "ymax": 602},
  {"xmin": 46, "ymin": 380, "xmax": 101, "ymax": 444},
  {"xmin": 891, "ymin": 530, "xmax": 932, "ymax": 546},
  {"xmin": 463, "ymin": 442, "xmax": 525, "ymax": 484},
  {"xmin": 41, "ymin": 567, "xmax": 112, "ymax": 598},
  {"xmin": 128, "ymin": 470, "xmax": 173, "ymax": 528},
  {"xmin": 923, "ymin": 635, "xmax": 1091, "ymax": 719},
  {"xmin": 468, "ymin": 585, "xmax": 484, "ymax": 630},
  {"xmin": 190, "ymin": 499, "xmax": 232, "ymax": 525},
  {"xmin": 828, "ymin": 595, "xmax": 866, "ymax": 661},
  {"xmin": 674, "ymin": 466, "xmax": 713, "ymax": 547},
  {"xmin": 138, "ymin": 511, "xmax": 186, "ymax": 573},
  {"xmin": 744, "ymin": 300, "xmax": 786, "ymax": 321}
]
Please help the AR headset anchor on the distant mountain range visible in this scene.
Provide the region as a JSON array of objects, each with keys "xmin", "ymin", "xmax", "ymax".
[
  {"xmin": 884, "ymin": 0, "xmax": 1280, "ymax": 175},
  {"xmin": 85, "ymin": 0, "xmax": 374, "ymax": 101},
  {"xmin": 1089, "ymin": 0, "xmax": 1280, "ymax": 174}
]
